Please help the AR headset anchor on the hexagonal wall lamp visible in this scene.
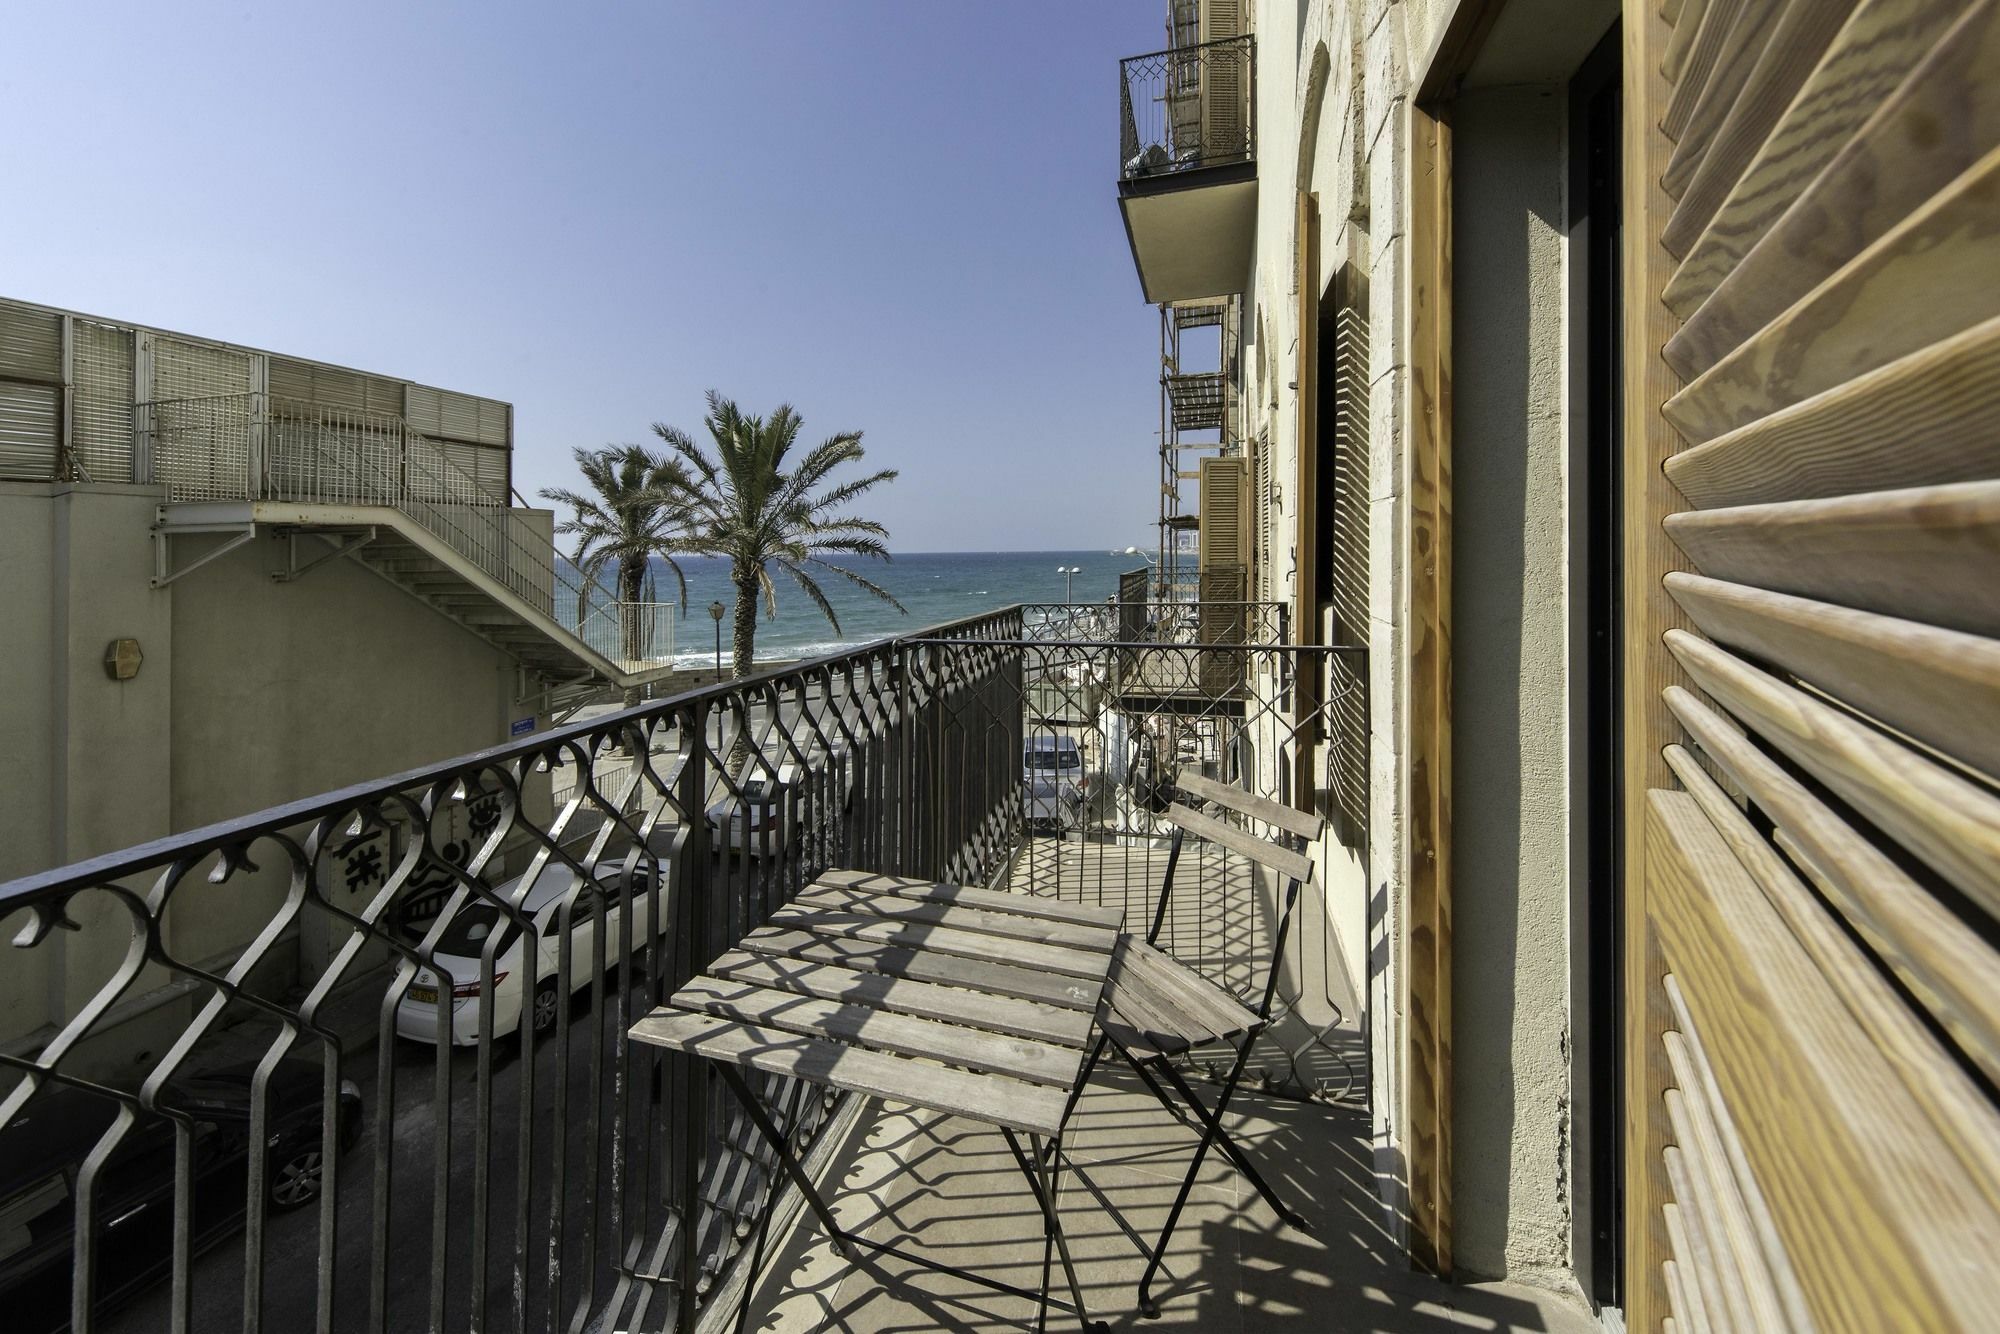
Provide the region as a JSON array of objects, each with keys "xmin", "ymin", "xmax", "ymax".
[{"xmin": 103, "ymin": 638, "xmax": 144, "ymax": 681}]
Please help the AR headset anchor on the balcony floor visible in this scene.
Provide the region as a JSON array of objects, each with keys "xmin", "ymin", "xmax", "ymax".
[{"xmin": 738, "ymin": 843, "xmax": 1594, "ymax": 1334}]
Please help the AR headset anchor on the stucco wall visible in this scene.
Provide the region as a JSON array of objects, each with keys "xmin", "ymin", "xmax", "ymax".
[{"xmin": 1449, "ymin": 83, "xmax": 1574, "ymax": 1286}]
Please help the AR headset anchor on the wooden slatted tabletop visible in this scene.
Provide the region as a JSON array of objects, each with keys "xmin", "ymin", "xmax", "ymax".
[{"xmin": 630, "ymin": 871, "xmax": 1124, "ymax": 1138}]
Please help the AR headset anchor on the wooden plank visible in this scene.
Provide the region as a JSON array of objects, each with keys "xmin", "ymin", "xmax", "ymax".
[
  {"xmin": 734, "ymin": 925, "xmax": 1105, "ymax": 1012},
  {"xmin": 629, "ymin": 1009, "xmax": 1069, "ymax": 1137},
  {"xmin": 1645, "ymin": 789, "xmax": 2000, "ymax": 1330},
  {"xmin": 1660, "ymin": 0, "xmax": 1862, "ymax": 260},
  {"xmin": 1664, "ymin": 480, "xmax": 2000, "ymax": 638},
  {"xmin": 1663, "ymin": 0, "xmax": 1970, "ymax": 317},
  {"xmin": 1667, "ymin": 747, "xmax": 2000, "ymax": 1209},
  {"xmin": 811, "ymin": 868, "xmax": 1124, "ymax": 930},
  {"xmin": 1665, "ymin": 314, "xmax": 2000, "ymax": 509},
  {"xmin": 765, "ymin": 905, "xmax": 1110, "ymax": 981},
  {"xmin": 1664, "ymin": 145, "xmax": 2000, "ymax": 445},
  {"xmin": 1662, "ymin": 1257, "xmax": 1706, "ymax": 1334},
  {"xmin": 1663, "ymin": 1145, "xmax": 1739, "ymax": 1329},
  {"xmin": 1662, "ymin": 975, "xmax": 1816, "ymax": 1332},
  {"xmin": 1661, "ymin": 0, "xmax": 1710, "ymax": 84},
  {"xmin": 1663, "ymin": 1093, "xmax": 1760, "ymax": 1331},
  {"xmin": 705, "ymin": 949, "xmax": 1093, "ymax": 1048},
  {"xmin": 1666, "ymin": 694, "xmax": 2000, "ymax": 1086},
  {"xmin": 1294, "ymin": 189, "xmax": 1325, "ymax": 808},
  {"xmin": 1121, "ymin": 940, "xmax": 1255, "ymax": 1038},
  {"xmin": 1104, "ymin": 938, "xmax": 1253, "ymax": 1051},
  {"xmin": 1668, "ymin": 630, "xmax": 2000, "ymax": 914},
  {"xmin": 789, "ymin": 884, "xmax": 1116, "ymax": 955},
  {"xmin": 1666, "ymin": 0, "xmax": 2000, "ymax": 374},
  {"xmin": 1661, "ymin": 0, "xmax": 1749, "ymax": 147},
  {"xmin": 1623, "ymin": 2, "xmax": 1700, "ymax": 1320},
  {"xmin": 1659, "ymin": 0, "xmax": 1789, "ymax": 203},
  {"xmin": 1174, "ymin": 770, "xmax": 1326, "ymax": 841},
  {"xmin": 1164, "ymin": 803, "xmax": 1314, "ymax": 884},
  {"xmin": 1661, "ymin": 1207, "xmax": 1713, "ymax": 1334},
  {"xmin": 1663, "ymin": 1046, "xmax": 1788, "ymax": 1331},
  {"xmin": 670, "ymin": 977, "xmax": 1081, "ymax": 1088},
  {"xmin": 1666, "ymin": 573, "xmax": 2000, "ymax": 779},
  {"xmin": 1407, "ymin": 92, "xmax": 1454, "ymax": 1281}
]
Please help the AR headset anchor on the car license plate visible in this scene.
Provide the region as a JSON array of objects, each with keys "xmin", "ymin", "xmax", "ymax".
[{"xmin": 409, "ymin": 986, "xmax": 439, "ymax": 1004}]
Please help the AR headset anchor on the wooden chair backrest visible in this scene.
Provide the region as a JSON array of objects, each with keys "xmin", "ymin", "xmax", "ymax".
[{"xmin": 1151, "ymin": 774, "xmax": 1328, "ymax": 1021}]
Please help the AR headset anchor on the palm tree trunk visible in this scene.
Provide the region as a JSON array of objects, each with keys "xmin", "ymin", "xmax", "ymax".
[
  {"xmin": 727, "ymin": 565, "xmax": 760, "ymax": 774},
  {"xmin": 619, "ymin": 556, "xmax": 645, "ymax": 664},
  {"xmin": 731, "ymin": 567, "xmax": 758, "ymax": 680}
]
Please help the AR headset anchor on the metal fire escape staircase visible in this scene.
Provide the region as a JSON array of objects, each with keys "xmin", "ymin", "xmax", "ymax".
[
  {"xmin": 145, "ymin": 395, "xmax": 677, "ymax": 698},
  {"xmin": 1158, "ymin": 298, "xmax": 1237, "ymax": 588}
]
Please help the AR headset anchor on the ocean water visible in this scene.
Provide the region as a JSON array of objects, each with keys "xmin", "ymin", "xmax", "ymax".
[{"xmin": 632, "ymin": 550, "xmax": 1147, "ymax": 669}]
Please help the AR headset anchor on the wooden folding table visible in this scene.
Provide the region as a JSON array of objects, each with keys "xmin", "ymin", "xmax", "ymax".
[{"xmin": 630, "ymin": 868, "xmax": 1123, "ymax": 1333}]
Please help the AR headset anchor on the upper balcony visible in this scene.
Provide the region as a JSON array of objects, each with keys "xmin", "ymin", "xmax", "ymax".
[{"xmin": 1118, "ymin": 35, "xmax": 1258, "ymax": 305}]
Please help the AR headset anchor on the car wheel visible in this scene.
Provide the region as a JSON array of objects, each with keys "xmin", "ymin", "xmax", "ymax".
[
  {"xmin": 268, "ymin": 1146, "xmax": 325, "ymax": 1210},
  {"xmin": 530, "ymin": 979, "xmax": 561, "ymax": 1035}
]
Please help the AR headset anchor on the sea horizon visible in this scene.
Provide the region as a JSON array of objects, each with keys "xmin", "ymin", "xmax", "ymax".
[{"xmin": 595, "ymin": 548, "xmax": 1152, "ymax": 668}]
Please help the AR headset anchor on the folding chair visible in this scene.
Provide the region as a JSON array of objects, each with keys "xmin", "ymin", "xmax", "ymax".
[{"xmin": 1079, "ymin": 770, "xmax": 1325, "ymax": 1318}]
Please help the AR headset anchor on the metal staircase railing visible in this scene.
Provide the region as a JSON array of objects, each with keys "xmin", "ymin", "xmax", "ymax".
[{"xmin": 144, "ymin": 393, "xmax": 676, "ymax": 670}]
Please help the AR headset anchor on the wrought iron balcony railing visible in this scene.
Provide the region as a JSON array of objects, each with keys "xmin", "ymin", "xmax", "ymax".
[
  {"xmin": 0, "ymin": 600, "xmax": 1356, "ymax": 1334},
  {"xmin": 1119, "ymin": 35, "xmax": 1256, "ymax": 181}
]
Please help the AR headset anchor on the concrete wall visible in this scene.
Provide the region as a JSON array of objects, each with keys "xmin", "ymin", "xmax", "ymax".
[{"xmin": 1449, "ymin": 84, "xmax": 1574, "ymax": 1286}]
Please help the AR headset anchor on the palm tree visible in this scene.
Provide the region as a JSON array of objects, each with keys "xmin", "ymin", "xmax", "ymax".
[
  {"xmin": 653, "ymin": 393, "xmax": 904, "ymax": 682},
  {"xmin": 539, "ymin": 444, "xmax": 693, "ymax": 669}
]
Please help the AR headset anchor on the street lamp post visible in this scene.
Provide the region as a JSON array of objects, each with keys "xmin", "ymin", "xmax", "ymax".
[
  {"xmin": 1123, "ymin": 546, "xmax": 1165, "ymax": 599},
  {"xmin": 708, "ymin": 600, "xmax": 725, "ymax": 678},
  {"xmin": 1057, "ymin": 565, "xmax": 1080, "ymax": 604}
]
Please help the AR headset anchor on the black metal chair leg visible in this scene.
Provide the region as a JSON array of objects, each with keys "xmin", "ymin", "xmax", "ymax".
[
  {"xmin": 1156, "ymin": 1047, "xmax": 1311, "ymax": 1233},
  {"xmin": 714, "ymin": 1065, "xmax": 854, "ymax": 1261},
  {"xmin": 1114, "ymin": 1043, "xmax": 1198, "ymax": 1133},
  {"xmin": 1134, "ymin": 1039, "xmax": 1261, "ymax": 1319}
]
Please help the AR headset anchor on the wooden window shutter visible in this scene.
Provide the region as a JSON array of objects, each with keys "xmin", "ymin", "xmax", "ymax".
[
  {"xmin": 1295, "ymin": 191, "xmax": 1320, "ymax": 644},
  {"xmin": 1624, "ymin": 1, "xmax": 2000, "ymax": 1330}
]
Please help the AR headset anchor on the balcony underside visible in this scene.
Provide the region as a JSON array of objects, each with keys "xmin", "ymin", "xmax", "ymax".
[{"xmin": 1119, "ymin": 166, "xmax": 1257, "ymax": 304}]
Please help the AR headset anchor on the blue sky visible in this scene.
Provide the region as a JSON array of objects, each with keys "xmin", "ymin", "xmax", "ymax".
[{"xmin": 0, "ymin": 3, "xmax": 1169, "ymax": 552}]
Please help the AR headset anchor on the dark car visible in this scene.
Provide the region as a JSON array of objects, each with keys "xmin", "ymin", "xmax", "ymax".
[{"xmin": 0, "ymin": 1056, "xmax": 362, "ymax": 1330}]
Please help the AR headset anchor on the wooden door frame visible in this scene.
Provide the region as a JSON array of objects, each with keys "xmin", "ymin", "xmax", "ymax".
[
  {"xmin": 1406, "ymin": 95, "xmax": 1454, "ymax": 1280},
  {"xmin": 1617, "ymin": 1, "xmax": 1695, "ymax": 1326}
]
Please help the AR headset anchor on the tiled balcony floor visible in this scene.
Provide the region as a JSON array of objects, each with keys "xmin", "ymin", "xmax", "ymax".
[
  {"xmin": 725, "ymin": 838, "xmax": 1592, "ymax": 1332},
  {"xmin": 740, "ymin": 1068, "xmax": 1593, "ymax": 1333}
]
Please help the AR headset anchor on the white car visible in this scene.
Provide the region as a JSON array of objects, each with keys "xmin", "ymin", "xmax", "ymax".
[
  {"xmin": 1024, "ymin": 734, "xmax": 1088, "ymax": 832},
  {"xmin": 393, "ymin": 842, "xmax": 668, "ymax": 1046},
  {"xmin": 705, "ymin": 765, "xmax": 799, "ymax": 858},
  {"xmin": 705, "ymin": 754, "xmax": 856, "ymax": 858}
]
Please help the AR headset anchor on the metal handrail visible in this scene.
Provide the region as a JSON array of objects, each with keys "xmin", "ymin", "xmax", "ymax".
[
  {"xmin": 1118, "ymin": 33, "xmax": 1256, "ymax": 179},
  {"xmin": 147, "ymin": 393, "xmax": 676, "ymax": 666},
  {"xmin": 0, "ymin": 601, "xmax": 1025, "ymax": 1334}
]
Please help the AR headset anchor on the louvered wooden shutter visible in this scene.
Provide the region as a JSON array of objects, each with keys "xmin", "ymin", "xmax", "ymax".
[
  {"xmin": 1198, "ymin": 453, "xmax": 1249, "ymax": 576},
  {"xmin": 1198, "ymin": 0, "xmax": 1248, "ymax": 162},
  {"xmin": 1625, "ymin": 1, "xmax": 2000, "ymax": 1328}
]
